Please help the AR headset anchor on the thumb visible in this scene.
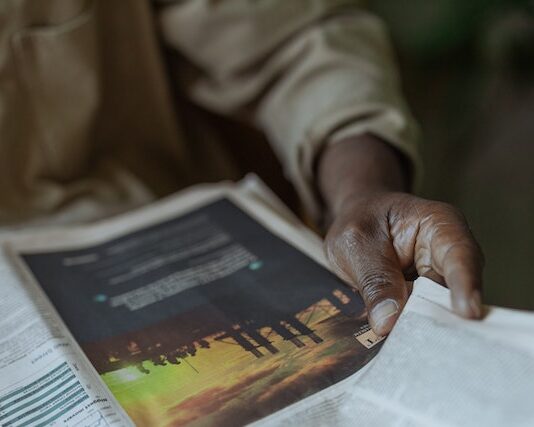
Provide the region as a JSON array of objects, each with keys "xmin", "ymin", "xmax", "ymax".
[{"xmin": 326, "ymin": 222, "xmax": 408, "ymax": 336}]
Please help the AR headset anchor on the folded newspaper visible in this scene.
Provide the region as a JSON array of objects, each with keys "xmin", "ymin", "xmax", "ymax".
[{"xmin": 0, "ymin": 176, "xmax": 533, "ymax": 427}]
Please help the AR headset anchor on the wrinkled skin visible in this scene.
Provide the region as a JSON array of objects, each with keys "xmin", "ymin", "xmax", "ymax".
[{"xmin": 319, "ymin": 134, "xmax": 484, "ymax": 336}]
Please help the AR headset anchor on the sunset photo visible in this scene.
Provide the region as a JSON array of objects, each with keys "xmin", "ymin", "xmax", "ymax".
[{"xmin": 96, "ymin": 287, "xmax": 378, "ymax": 426}]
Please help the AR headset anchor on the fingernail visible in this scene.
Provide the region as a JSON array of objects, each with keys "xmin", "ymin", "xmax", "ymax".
[
  {"xmin": 470, "ymin": 290, "xmax": 482, "ymax": 318},
  {"xmin": 453, "ymin": 291, "xmax": 482, "ymax": 319},
  {"xmin": 370, "ymin": 299, "xmax": 399, "ymax": 333}
]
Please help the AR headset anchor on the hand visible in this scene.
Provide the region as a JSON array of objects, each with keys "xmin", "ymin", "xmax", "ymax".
[
  {"xmin": 318, "ymin": 134, "xmax": 483, "ymax": 335},
  {"xmin": 324, "ymin": 192, "xmax": 483, "ymax": 335}
]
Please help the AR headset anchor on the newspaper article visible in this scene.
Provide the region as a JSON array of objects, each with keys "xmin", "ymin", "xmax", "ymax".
[
  {"xmin": 7, "ymin": 180, "xmax": 383, "ymax": 426},
  {"xmin": 0, "ymin": 234, "xmax": 132, "ymax": 427}
]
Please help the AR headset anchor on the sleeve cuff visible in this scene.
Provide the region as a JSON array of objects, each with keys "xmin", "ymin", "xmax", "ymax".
[{"xmin": 287, "ymin": 104, "xmax": 422, "ymax": 223}]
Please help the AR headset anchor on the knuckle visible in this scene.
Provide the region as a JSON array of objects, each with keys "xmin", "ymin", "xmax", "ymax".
[
  {"xmin": 429, "ymin": 201, "xmax": 465, "ymax": 221},
  {"xmin": 422, "ymin": 202, "xmax": 471, "ymax": 238},
  {"xmin": 358, "ymin": 271, "xmax": 393, "ymax": 302},
  {"xmin": 325, "ymin": 221, "xmax": 372, "ymax": 262},
  {"xmin": 339, "ymin": 220, "xmax": 376, "ymax": 248},
  {"xmin": 323, "ymin": 234, "xmax": 338, "ymax": 263},
  {"xmin": 323, "ymin": 232, "xmax": 349, "ymax": 278}
]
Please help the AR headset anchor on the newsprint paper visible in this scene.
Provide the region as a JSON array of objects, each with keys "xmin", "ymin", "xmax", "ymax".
[{"xmin": 1, "ymin": 176, "xmax": 533, "ymax": 427}]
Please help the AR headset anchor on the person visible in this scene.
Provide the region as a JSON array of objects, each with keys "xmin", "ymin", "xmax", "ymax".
[{"xmin": 0, "ymin": 0, "xmax": 483, "ymax": 335}]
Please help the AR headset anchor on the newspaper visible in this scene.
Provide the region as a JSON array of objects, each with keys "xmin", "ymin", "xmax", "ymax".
[
  {"xmin": 1, "ymin": 176, "xmax": 533, "ymax": 426},
  {"xmin": 259, "ymin": 278, "xmax": 534, "ymax": 427}
]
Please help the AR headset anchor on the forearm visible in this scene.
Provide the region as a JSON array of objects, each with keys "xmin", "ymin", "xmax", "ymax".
[{"xmin": 318, "ymin": 133, "xmax": 409, "ymax": 220}]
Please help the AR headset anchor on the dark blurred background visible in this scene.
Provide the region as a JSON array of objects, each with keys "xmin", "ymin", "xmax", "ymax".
[{"xmin": 366, "ymin": 0, "xmax": 534, "ymax": 309}]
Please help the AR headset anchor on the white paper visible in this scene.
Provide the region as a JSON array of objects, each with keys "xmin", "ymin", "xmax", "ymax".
[{"xmin": 262, "ymin": 278, "xmax": 534, "ymax": 427}]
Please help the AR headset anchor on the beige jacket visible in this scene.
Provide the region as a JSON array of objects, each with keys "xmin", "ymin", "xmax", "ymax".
[{"xmin": 0, "ymin": 0, "xmax": 419, "ymax": 224}]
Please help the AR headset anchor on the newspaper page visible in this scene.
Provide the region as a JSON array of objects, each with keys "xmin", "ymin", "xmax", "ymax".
[
  {"xmin": 262, "ymin": 277, "xmax": 534, "ymax": 427},
  {"xmin": 6, "ymin": 179, "xmax": 384, "ymax": 427},
  {"xmin": 0, "ymin": 233, "xmax": 133, "ymax": 427}
]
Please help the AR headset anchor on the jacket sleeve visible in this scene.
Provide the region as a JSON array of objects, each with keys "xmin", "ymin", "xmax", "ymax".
[{"xmin": 157, "ymin": 0, "xmax": 421, "ymax": 219}]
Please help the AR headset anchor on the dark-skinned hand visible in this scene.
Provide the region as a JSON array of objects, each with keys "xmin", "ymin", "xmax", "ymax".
[{"xmin": 318, "ymin": 134, "xmax": 484, "ymax": 336}]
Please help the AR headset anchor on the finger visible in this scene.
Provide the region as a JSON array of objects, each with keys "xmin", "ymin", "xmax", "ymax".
[
  {"xmin": 420, "ymin": 270, "xmax": 445, "ymax": 286},
  {"xmin": 326, "ymin": 221, "xmax": 408, "ymax": 336},
  {"xmin": 427, "ymin": 210, "xmax": 484, "ymax": 319},
  {"xmin": 441, "ymin": 242, "xmax": 483, "ymax": 318}
]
